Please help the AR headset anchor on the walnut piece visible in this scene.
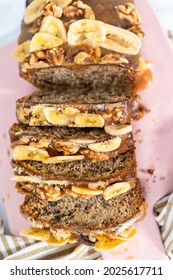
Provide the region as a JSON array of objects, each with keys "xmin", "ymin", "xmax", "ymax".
[
  {"xmin": 128, "ymin": 24, "xmax": 144, "ymax": 39},
  {"xmin": 63, "ymin": 1, "xmax": 95, "ymax": 19},
  {"xmin": 74, "ymin": 52, "xmax": 90, "ymax": 64},
  {"xmin": 36, "ymin": 185, "xmax": 61, "ymax": 201},
  {"xmin": 116, "ymin": 3, "xmax": 141, "ymax": 25},
  {"xmin": 44, "ymin": 1, "xmax": 63, "ymax": 18},
  {"xmin": 100, "ymin": 54, "xmax": 129, "ymax": 65}
]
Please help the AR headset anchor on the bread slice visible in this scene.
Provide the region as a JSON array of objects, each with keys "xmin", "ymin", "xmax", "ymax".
[
  {"xmin": 20, "ymin": 184, "xmax": 144, "ymax": 232},
  {"xmin": 12, "ymin": 149, "xmax": 136, "ymax": 182},
  {"xmin": 20, "ymin": 205, "xmax": 145, "ymax": 249},
  {"xmin": 15, "ymin": 0, "xmax": 143, "ymax": 90},
  {"xmin": 16, "ymin": 89, "xmax": 139, "ymax": 127},
  {"xmin": 10, "ymin": 123, "xmax": 134, "ymax": 162}
]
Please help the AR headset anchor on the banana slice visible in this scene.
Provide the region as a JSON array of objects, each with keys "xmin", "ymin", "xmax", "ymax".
[
  {"xmin": 68, "ymin": 19, "xmax": 106, "ymax": 48},
  {"xmin": 57, "ymin": 0, "xmax": 73, "ymax": 7},
  {"xmin": 44, "ymin": 108, "xmax": 72, "ymax": 125},
  {"xmin": 101, "ymin": 23, "xmax": 141, "ymax": 55},
  {"xmin": 24, "ymin": 0, "xmax": 47, "ymax": 25},
  {"xmin": 88, "ymin": 137, "xmax": 121, "ymax": 153},
  {"xmin": 47, "ymin": 235, "xmax": 69, "ymax": 246},
  {"xmin": 94, "ymin": 235, "xmax": 126, "ymax": 252},
  {"xmin": 43, "ymin": 155, "xmax": 84, "ymax": 163},
  {"xmin": 72, "ymin": 186, "xmax": 103, "ymax": 196},
  {"xmin": 104, "ymin": 124, "xmax": 132, "ymax": 136},
  {"xmin": 69, "ymin": 139, "xmax": 96, "ymax": 144},
  {"xmin": 20, "ymin": 228, "xmax": 50, "ymax": 241},
  {"xmin": 13, "ymin": 145, "xmax": 50, "ymax": 161},
  {"xmin": 74, "ymin": 113, "xmax": 105, "ymax": 128},
  {"xmin": 30, "ymin": 33, "xmax": 63, "ymax": 52},
  {"xmin": 103, "ymin": 182, "xmax": 131, "ymax": 201},
  {"xmin": 118, "ymin": 227, "xmax": 137, "ymax": 239},
  {"xmin": 40, "ymin": 16, "xmax": 66, "ymax": 41},
  {"xmin": 13, "ymin": 41, "xmax": 30, "ymax": 63}
]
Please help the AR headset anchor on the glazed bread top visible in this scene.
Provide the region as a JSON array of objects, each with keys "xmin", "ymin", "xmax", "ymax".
[{"xmin": 13, "ymin": 0, "xmax": 143, "ymax": 89}]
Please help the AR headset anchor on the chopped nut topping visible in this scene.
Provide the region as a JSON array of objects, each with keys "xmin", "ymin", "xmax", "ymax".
[
  {"xmin": 63, "ymin": 5, "xmax": 83, "ymax": 17},
  {"xmin": 74, "ymin": 1, "xmax": 95, "ymax": 20},
  {"xmin": 44, "ymin": 1, "xmax": 63, "ymax": 18},
  {"xmin": 63, "ymin": 1, "xmax": 95, "ymax": 19},
  {"xmin": 128, "ymin": 24, "xmax": 144, "ymax": 39},
  {"xmin": 100, "ymin": 54, "xmax": 129, "ymax": 64},
  {"xmin": 74, "ymin": 52, "xmax": 90, "ymax": 64},
  {"xmin": 116, "ymin": 3, "xmax": 141, "ymax": 25},
  {"xmin": 28, "ymin": 17, "xmax": 44, "ymax": 34},
  {"xmin": 36, "ymin": 184, "xmax": 61, "ymax": 201}
]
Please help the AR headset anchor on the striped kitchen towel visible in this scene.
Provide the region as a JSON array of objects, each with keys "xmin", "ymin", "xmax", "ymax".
[
  {"xmin": 0, "ymin": 220, "xmax": 102, "ymax": 260},
  {"xmin": 154, "ymin": 193, "xmax": 173, "ymax": 259}
]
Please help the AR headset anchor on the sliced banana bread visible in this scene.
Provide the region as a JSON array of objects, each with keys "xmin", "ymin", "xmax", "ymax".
[
  {"xmin": 16, "ymin": 89, "xmax": 139, "ymax": 127},
  {"xmin": 10, "ymin": 123, "xmax": 134, "ymax": 162},
  {"xmin": 14, "ymin": 0, "xmax": 143, "ymax": 90},
  {"xmin": 12, "ymin": 149, "xmax": 136, "ymax": 182},
  {"xmin": 20, "ymin": 184, "xmax": 144, "ymax": 232}
]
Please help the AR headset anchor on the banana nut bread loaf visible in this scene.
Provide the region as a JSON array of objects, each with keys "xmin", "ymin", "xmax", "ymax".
[
  {"xmin": 16, "ymin": 88, "xmax": 139, "ymax": 127},
  {"xmin": 10, "ymin": 123, "xmax": 134, "ymax": 162},
  {"xmin": 13, "ymin": 0, "xmax": 143, "ymax": 90}
]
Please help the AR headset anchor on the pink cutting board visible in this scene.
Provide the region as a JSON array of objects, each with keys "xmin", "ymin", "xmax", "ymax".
[{"xmin": 0, "ymin": 0, "xmax": 173, "ymax": 260}]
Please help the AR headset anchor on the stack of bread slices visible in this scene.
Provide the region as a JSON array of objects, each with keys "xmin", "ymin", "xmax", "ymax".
[{"xmin": 10, "ymin": 0, "xmax": 146, "ymax": 252}]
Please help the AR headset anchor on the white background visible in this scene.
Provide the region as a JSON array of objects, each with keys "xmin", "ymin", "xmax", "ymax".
[{"xmin": 0, "ymin": 0, "xmax": 173, "ymax": 233}]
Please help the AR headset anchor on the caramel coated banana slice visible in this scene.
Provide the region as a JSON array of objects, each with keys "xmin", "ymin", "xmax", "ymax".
[
  {"xmin": 103, "ymin": 182, "xmax": 131, "ymax": 201},
  {"xmin": 101, "ymin": 23, "xmax": 141, "ymax": 55},
  {"xmin": 13, "ymin": 145, "xmax": 49, "ymax": 161},
  {"xmin": 72, "ymin": 186, "xmax": 103, "ymax": 196},
  {"xmin": 47, "ymin": 235, "xmax": 69, "ymax": 246},
  {"xmin": 13, "ymin": 41, "xmax": 30, "ymax": 63},
  {"xmin": 104, "ymin": 124, "xmax": 132, "ymax": 136},
  {"xmin": 44, "ymin": 108, "xmax": 72, "ymax": 125},
  {"xmin": 68, "ymin": 19, "xmax": 106, "ymax": 48},
  {"xmin": 74, "ymin": 113, "xmax": 105, "ymax": 128},
  {"xmin": 88, "ymin": 137, "xmax": 121, "ymax": 153},
  {"xmin": 94, "ymin": 235, "xmax": 126, "ymax": 252},
  {"xmin": 30, "ymin": 33, "xmax": 63, "ymax": 52},
  {"xmin": 40, "ymin": 16, "xmax": 66, "ymax": 41},
  {"xmin": 20, "ymin": 228, "xmax": 50, "ymax": 241},
  {"xmin": 43, "ymin": 155, "xmax": 84, "ymax": 163},
  {"xmin": 24, "ymin": 0, "xmax": 47, "ymax": 25}
]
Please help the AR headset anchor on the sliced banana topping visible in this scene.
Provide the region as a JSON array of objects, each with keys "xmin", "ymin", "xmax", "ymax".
[
  {"xmin": 40, "ymin": 16, "xmax": 66, "ymax": 41},
  {"xmin": 94, "ymin": 235, "xmax": 126, "ymax": 252},
  {"xmin": 13, "ymin": 41, "xmax": 30, "ymax": 63},
  {"xmin": 56, "ymin": 0, "xmax": 73, "ymax": 8},
  {"xmin": 43, "ymin": 155, "xmax": 84, "ymax": 164},
  {"xmin": 13, "ymin": 145, "xmax": 49, "ymax": 161},
  {"xmin": 30, "ymin": 33, "xmax": 63, "ymax": 52},
  {"xmin": 101, "ymin": 23, "xmax": 141, "ymax": 55},
  {"xmin": 44, "ymin": 108, "xmax": 72, "ymax": 125},
  {"xmin": 74, "ymin": 113, "xmax": 105, "ymax": 128},
  {"xmin": 67, "ymin": 19, "xmax": 106, "ymax": 48},
  {"xmin": 72, "ymin": 186, "xmax": 103, "ymax": 196},
  {"xmin": 12, "ymin": 176, "xmax": 68, "ymax": 186},
  {"xmin": 104, "ymin": 124, "xmax": 132, "ymax": 136},
  {"xmin": 68, "ymin": 139, "xmax": 96, "ymax": 144},
  {"xmin": 24, "ymin": 0, "xmax": 47, "ymax": 25},
  {"xmin": 20, "ymin": 228, "xmax": 50, "ymax": 241},
  {"xmin": 88, "ymin": 137, "xmax": 121, "ymax": 153},
  {"xmin": 47, "ymin": 235, "xmax": 69, "ymax": 246},
  {"xmin": 103, "ymin": 182, "xmax": 131, "ymax": 201}
]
